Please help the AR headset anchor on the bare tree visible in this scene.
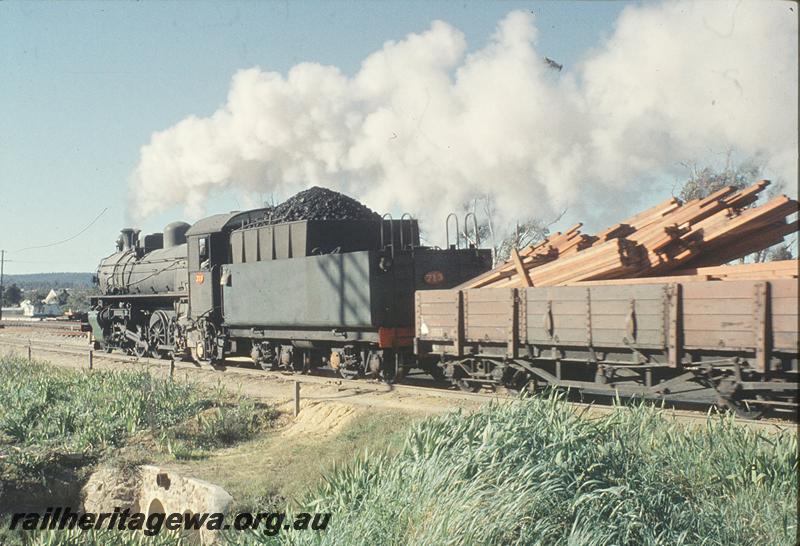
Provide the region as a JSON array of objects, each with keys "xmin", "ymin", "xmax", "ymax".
[
  {"xmin": 765, "ymin": 243, "xmax": 794, "ymax": 262},
  {"xmin": 676, "ymin": 153, "xmax": 761, "ymax": 202},
  {"xmin": 463, "ymin": 193, "xmax": 564, "ymax": 266}
]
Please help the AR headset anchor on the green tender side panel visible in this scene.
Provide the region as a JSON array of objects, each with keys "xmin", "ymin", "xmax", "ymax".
[
  {"xmin": 222, "ymin": 251, "xmax": 384, "ymax": 328},
  {"xmin": 87, "ymin": 310, "xmax": 105, "ymax": 344}
]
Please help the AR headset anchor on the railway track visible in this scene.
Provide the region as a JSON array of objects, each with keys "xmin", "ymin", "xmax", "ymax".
[
  {"xmin": 0, "ymin": 333, "xmax": 794, "ymax": 431},
  {"xmin": 0, "ymin": 319, "xmax": 87, "ymax": 337}
]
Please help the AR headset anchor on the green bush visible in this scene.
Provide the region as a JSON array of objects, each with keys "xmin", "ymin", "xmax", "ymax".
[{"xmin": 280, "ymin": 394, "xmax": 797, "ymax": 546}]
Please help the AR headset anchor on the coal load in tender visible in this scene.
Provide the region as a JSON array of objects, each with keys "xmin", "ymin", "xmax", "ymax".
[{"xmin": 266, "ymin": 186, "xmax": 381, "ymax": 222}]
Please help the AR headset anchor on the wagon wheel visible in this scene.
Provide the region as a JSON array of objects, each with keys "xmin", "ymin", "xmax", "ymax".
[
  {"xmin": 451, "ymin": 364, "xmax": 480, "ymax": 392},
  {"xmin": 148, "ymin": 311, "xmax": 173, "ymax": 359},
  {"xmin": 455, "ymin": 378, "xmax": 480, "ymax": 393},
  {"xmin": 504, "ymin": 369, "xmax": 533, "ymax": 395},
  {"xmin": 716, "ymin": 393, "xmax": 764, "ymax": 420},
  {"xmin": 712, "ymin": 376, "xmax": 763, "ymax": 420},
  {"xmin": 429, "ymin": 364, "xmax": 447, "ymax": 384}
]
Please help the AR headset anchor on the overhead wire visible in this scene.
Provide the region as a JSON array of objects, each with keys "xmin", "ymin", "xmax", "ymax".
[{"xmin": 13, "ymin": 207, "xmax": 108, "ymax": 253}]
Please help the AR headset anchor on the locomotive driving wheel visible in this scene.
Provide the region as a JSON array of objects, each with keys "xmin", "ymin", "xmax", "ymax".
[
  {"xmin": 133, "ymin": 325, "xmax": 150, "ymax": 358},
  {"xmin": 148, "ymin": 311, "xmax": 173, "ymax": 359}
]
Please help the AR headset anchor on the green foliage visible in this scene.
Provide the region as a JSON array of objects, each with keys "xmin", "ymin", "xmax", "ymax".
[
  {"xmin": 2, "ymin": 283, "xmax": 22, "ymax": 306},
  {"xmin": 23, "ymin": 290, "xmax": 46, "ymax": 304},
  {"xmin": 0, "ymin": 356, "xmax": 274, "ymax": 487},
  {"xmin": 3, "ymin": 273, "xmax": 94, "ymax": 291},
  {"xmin": 280, "ymin": 394, "xmax": 797, "ymax": 546},
  {"xmin": 6, "ymin": 394, "xmax": 795, "ymax": 545},
  {"xmin": 678, "ymin": 160, "xmax": 760, "ymax": 202},
  {"xmin": 64, "ymin": 287, "xmax": 99, "ymax": 313}
]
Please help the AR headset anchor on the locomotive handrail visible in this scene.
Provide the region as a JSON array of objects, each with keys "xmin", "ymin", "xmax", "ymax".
[
  {"xmin": 400, "ymin": 213, "xmax": 415, "ymax": 250},
  {"xmin": 445, "ymin": 213, "xmax": 460, "ymax": 249},
  {"xmin": 464, "ymin": 212, "xmax": 480, "ymax": 248},
  {"xmin": 381, "ymin": 213, "xmax": 395, "ymax": 258},
  {"xmin": 108, "ymin": 249, "xmax": 136, "ymax": 293}
]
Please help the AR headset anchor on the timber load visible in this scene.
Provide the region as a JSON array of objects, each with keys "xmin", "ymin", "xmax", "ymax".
[{"xmin": 462, "ymin": 180, "xmax": 799, "ymax": 289}]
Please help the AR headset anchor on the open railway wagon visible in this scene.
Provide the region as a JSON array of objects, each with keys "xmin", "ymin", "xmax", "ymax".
[{"xmin": 415, "ymin": 278, "xmax": 798, "ymax": 417}]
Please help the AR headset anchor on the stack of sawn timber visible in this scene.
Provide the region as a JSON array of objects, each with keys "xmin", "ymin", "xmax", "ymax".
[{"xmin": 461, "ymin": 180, "xmax": 799, "ymax": 289}]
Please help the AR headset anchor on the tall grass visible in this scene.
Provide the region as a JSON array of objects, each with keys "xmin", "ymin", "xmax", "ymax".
[
  {"xmin": 0, "ymin": 356, "xmax": 272, "ymax": 485},
  {"xmin": 3, "ymin": 359, "xmax": 795, "ymax": 545},
  {"xmin": 278, "ymin": 394, "xmax": 797, "ymax": 546}
]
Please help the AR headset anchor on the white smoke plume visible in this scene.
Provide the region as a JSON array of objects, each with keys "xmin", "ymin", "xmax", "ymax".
[{"xmin": 130, "ymin": 2, "xmax": 797, "ymax": 238}]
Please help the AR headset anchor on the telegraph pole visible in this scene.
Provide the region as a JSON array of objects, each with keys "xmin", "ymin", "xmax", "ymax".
[{"xmin": 0, "ymin": 249, "xmax": 5, "ymax": 325}]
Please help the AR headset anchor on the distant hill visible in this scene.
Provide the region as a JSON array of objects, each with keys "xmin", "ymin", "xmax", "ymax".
[{"xmin": 3, "ymin": 272, "xmax": 94, "ymax": 290}]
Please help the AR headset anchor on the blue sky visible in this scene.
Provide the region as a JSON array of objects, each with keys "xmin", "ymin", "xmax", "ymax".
[{"xmin": 0, "ymin": 1, "xmax": 663, "ymax": 274}]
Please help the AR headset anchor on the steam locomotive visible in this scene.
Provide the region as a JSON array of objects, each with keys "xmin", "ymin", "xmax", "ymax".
[{"xmin": 89, "ymin": 203, "xmax": 492, "ymax": 380}]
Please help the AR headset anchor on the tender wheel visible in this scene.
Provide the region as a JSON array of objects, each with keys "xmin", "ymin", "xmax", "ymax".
[
  {"xmin": 393, "ymin": 366, "xmax": 409, "ymax": 383},
  {"xmin": 367, "ymin": 353, "xmax": 383, "ymax": 380},
  {"xmin": 258, "ymin": 359, "xmax": 276, "ymax": 371},
  {"xmin": 339, "ymin": 367, "xmax": 360, "ymax": 380}
]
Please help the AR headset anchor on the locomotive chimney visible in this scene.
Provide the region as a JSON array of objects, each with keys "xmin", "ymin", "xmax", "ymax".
[{"xmin": 119, "ymin": 228, "xmax": 136, "ymax": 251}]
